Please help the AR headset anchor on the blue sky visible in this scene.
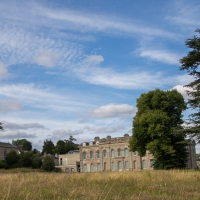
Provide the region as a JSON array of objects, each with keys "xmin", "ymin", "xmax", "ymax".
[{"xmin": 0, "ymin": 0, "xmax": 200, "ymax": 151}]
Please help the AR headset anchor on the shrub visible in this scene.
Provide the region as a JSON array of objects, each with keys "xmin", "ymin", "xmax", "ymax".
[
  {"xmin": 42, "ymin": 156, "xmax": 55, "ymax": 172},
  {"xmin": 31, "ymin": 155, "xmax": 42, "ymax": 169},
  {"xmin": 0, "ymin": 160, "xmax": 8, "ymax": 169},
  {"xmin": 5, "ymin": 150, "xmax": 19, "ymax": 168}
]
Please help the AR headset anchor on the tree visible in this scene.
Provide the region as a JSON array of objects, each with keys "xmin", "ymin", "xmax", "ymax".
[
  {"xmin": 31, "ymin": 154, "xmax": 42, "ymax": 169},
  {"xmin": 18, "ymin": 151, "xmax": 33, "ymax": 167},
  {"xmin": 129, "ymin": 89, "xmax": 188, "ymax": 169},
  {"xmin": 42, "ymin": 156, "xmax": 55, "ymax": 171},
  {"xmin": 42, "ymin": 140, "xmax": 55, "ymax": 155},
  {"xmin": 12, "ymin": 139, "xmax": 32, "ymax": 151},
  {"xmin": 55, "ymin": 140, "xmax": 67, "ymax": 154},
  {"xmin": 180, "ymin": 29, "xmax": 200, "ymax": 142},
  {"xmin": 5, "ymin": 150, "xmax": 19, "ymax": 168}
]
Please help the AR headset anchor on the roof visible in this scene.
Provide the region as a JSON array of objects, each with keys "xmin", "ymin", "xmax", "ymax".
[{"xmin": 0, "ymin": 142, "xmax": 18, "ymax": 149}]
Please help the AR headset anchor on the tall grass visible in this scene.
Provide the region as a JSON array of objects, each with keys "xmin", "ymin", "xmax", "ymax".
[{"xmin": 0, "ymin": 170, "xmax": 200, "ymax": 199}]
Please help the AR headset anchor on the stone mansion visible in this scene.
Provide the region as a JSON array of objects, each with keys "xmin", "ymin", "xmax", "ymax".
[{"xmin": 57, "ymin": 134, "xmax": 197, "ymax": 173}]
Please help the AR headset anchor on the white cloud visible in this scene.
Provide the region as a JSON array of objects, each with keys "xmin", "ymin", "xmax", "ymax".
[
  {"xmin": 34, "ymin": 49, "xmax": 59, "ymax": 67},
  {"xmin": 84, "ymin": 125, "xmax": 125, "ymax": 134},
  {"xmin": 171, "ymin": 85, "xmax": 193, "ymax": 100},
  {"xmin": 0, "ymin": 100, "xmax": 23, "ymax": 112},
  {"xmin": 3, "ymin": 122, "xmax": 45, "ymax": 130},
  {"xmin": 89, "ymin": 103, "xmax": 136, "ymax": 118},
  {"xmin": 84, "ymin": 55, "xmax": 104, "ymax": 64},
  {"xmin": 0, "ymin": 130, "xmax": 37, "ymax": 139},
  {"xmin": 0, "ymin": 63, "xmax": 10, "ymax": 79},
  {"xmin": 52, "ymin": 129, "xmax": 83, "ymax": 136},
  {"xmin": 139, "ymin": 49, "xmax": 181, "ymax": 65},
  {"xmin": 72, "ymin": 61, "xmax": 193, "ymax": 89},
  {"xmin": 166, "ymin": 1, "xmax": 200, "ymax": 28}
]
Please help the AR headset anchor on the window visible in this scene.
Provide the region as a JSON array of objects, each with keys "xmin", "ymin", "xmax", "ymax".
[
  {"xmin": 118, "ymin": 149, "xmax": 121, "ymax": 157},
  {"xmin": 60, "ymin": 158, "xmax": 62, "ymax": 165},
  {"xmin": 125, "ymin": 161, "xmax": 129, "ymax": 170},
  {"xmin": 90, "ymin": 163, "xmax": 94, "ymax": 172},
  {"xmin": 89, "ymin": 142, "xmax": 93, "ymax": 146},
  {"xmin": 4, "ymin": 149, "xmax": 7, "ymax": 158},
  {"xmin": 111, "ymin": 149, "xmax": 114, "ymax": 158},
  {"xmin": 125, "ymin": 148, "xmax": 128, "ymax": 157},
  {"xmin": 111, "ymin": 162, "xmax": 115, "ymax": 171},
  {"xmin": 90, "ymin": 151, "xmax": 93, "ymax": 159},
  {"xmin": 83, "ymin": 151, "xmax": 86, "ymax": 160},
  {"xmin": 83, "ymin": 164, "xmax": 87, "ymax": 172},
  {"xmin": 132, "ymin": 151, "xmax": 136, "ymax": 156},
  {"xmin": 103, "ymin": 150, "xmax": 107, "ymax": 158},
  {"xmin": 118, "ymin": 161, "xmax": 122, "ymax": 171},
  {"xmin": 97, "ymin": 163, "xmax": 101, "ymax": 171},
  {"xmin": 82, "ymin": 142, "xmax": 86, "ymax": 146},
  {"xmin": 97, "ymin": 151, "xmax": 100, "ymax": 159},
  {"xmin": 150, "ymin": 159, "xmax": 154, "ymax": 168},
  {"xmin": 142, "ymin": 160, "xmax": 146, "ymax": 169}
]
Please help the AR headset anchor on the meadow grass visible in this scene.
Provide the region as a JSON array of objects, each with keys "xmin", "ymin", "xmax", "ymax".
[{"xmin": 0, "ymin": 169, "xmax": 200, "ymax": 200}]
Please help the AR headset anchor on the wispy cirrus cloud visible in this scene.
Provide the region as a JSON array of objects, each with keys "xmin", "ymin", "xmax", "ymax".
[
  {"xmin": 72, "ymin": 56, "xmax": 193, "ymax": 89},
  {"xmin": 165, "ymin": 0, "xmax": 200, "ymax": 29},
  {"xmin": 138, "ymin": 49, "xmax": 181, "ymax": 65},
  {"xmin": 0, "ymin": 84, "xmax": 92, "ymax": 112}
]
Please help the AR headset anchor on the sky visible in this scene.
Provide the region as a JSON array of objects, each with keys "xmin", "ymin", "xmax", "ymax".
[{"xmin": 0, "ymin": 0, "xmax": 200, "ymax": 151}]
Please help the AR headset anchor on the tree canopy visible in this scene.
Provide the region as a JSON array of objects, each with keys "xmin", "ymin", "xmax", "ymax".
[
  {"xmin": 180, "ymin": 29, "xmax": 200, "ymax": 142},
  {"xmin": 42, "ymin": 139, "xmax": 55, "ymax": 155},
  {"xmin": 129, "ymin": 89, "xmax": 188, "ymax": 169},
  {"xmin": 12, "ymin": 139, "xmax": 32, "ymax": 151}
]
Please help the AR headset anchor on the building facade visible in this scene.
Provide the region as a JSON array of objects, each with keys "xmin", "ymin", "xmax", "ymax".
[
  {"xmin": 0, "ymin": 142, "xmax": 18, "ymax": 160},
  {"xmin": 79, "ymin": 134, "xmax": 155, "ymax": 173},
  {"xmin": 56, "ymin": 150, "xmax": 80, "ymax": 173},
  {"xmin": 79, "ymin": 134, "xmax": 197, "ymax": 173}
]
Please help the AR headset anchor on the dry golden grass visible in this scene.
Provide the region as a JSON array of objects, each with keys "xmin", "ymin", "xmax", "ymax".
[{"xmin": 0, "ymin": 169, "xmax": 200, "ymax": 200}]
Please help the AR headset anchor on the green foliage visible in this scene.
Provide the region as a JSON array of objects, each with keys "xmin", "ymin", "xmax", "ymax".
[
  {"xmin": 18, "ymin": 151, "xmax": 33, "ymax": 167},
  {"xmin": 31, "ymin": 155, "xmax": 42, "ymax": 169},
  {"xmin": 5, "ymin": 150, "xmax": 19, "ymax": 168},
  {"xmin": 55, "ymin": 136, "xmax": 79, "ymax": 154},
  {"xmin": 42, "ymin": 156, "xmax": 55, "ymax": 172},
  {"xmin": 180, "ymin": 29, "xmax": 200, "ymax": 142},
  {"xmin": 42, "ymin": 140, "xmax": 55, "ymax": 155},
  {"xmin": 0, "ymin": 160, "xmax": 8, "ymax": 169},
  {"xmin": 12, "ymin": 139, "xmax": 32, "ymax": 151},
  {"xmin": 129, "ymin": 89, "xmax": 188, "ymax": 169}
]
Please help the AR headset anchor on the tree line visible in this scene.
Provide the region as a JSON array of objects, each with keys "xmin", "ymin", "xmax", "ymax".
[{"xmin": 0, "ymin": 136, "xmax": 79, "ymax": 171}]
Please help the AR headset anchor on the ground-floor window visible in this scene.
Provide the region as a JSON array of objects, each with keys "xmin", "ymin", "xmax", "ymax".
[
  {"xmin": 90, "ymin": 163, "xmax": 94, "ymax": 172},
  {"xmin": 97, "ymin": 163, "xmax": 101, "ymax": 171},
  {"xmin": 60, "ymin": 158, "xmax": 62, "ymax": 165},
  {"xmin": 83, "ymin": 164, "xmax": 87, "ymax": 172},
  {"xmin": 133, "ymin": 160, "xmax": 136, "ymax": 169},
  {"xmin": 118, "ymin": 161, "xmax": 122, "ymax": 171},
  {"xmin": 125, "ymin": 161, "xmax": 129, "ymax": 170},
  {"xmin": 104, "ymin": 162, "xmax": 106, "ymax": 171},
  {"xmin": 142, "ymin": 160, "xmax": 146, "ymax": 169},
  {"xmin": 111, "ymin": 162, "xmax": 115, "ymax": 171}
]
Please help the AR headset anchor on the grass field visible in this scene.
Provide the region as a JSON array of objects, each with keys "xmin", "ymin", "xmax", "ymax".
[{"xmin": 0, "ymin": 169, "xmax": 200, "ymax": 200}]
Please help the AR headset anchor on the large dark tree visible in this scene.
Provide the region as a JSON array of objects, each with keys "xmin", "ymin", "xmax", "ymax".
[
  {"xmin": 0, "ymin": 122, "xmax": 3, "ymax": 130},
  {"xmin": 42, "ymin": 139, "xmax": 55, "ymax": 155},
  {"xmin": 180, "ymin": 29, "xmax": 200, "ymax": 142},
  {"xmin": 12, "ymin": 139, "xmax": 32, "ymax": 151},
  {"xmin": 129, "ymin": 89, "xmax": 188, "ymax": 169},
  {"xmin": 55, "ymin": 136, "xmax": 79, "ymax": 154},
  {"xmin": 42, "ymin": 156, "xmax": 55, "ymax": 172}
]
